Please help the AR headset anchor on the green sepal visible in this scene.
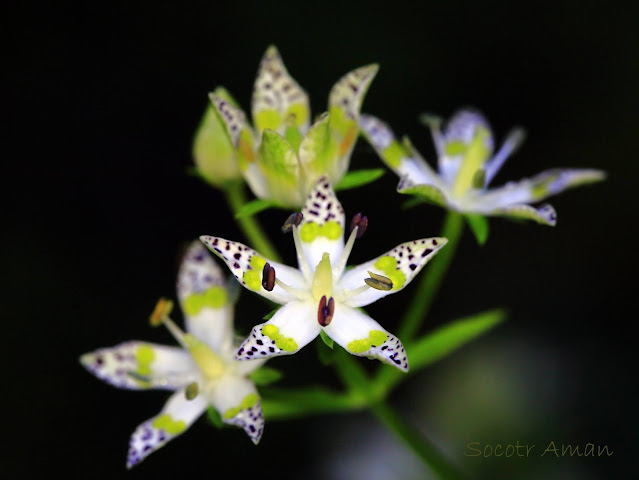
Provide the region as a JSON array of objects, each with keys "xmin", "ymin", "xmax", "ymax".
[
  {"xmin": 334, "ymin": 168, "xmax": 385, "ymax": 191},
  {"xmin": 258, "ymin": 129, "xmax": 301, "ymax": 204},
  {"xmin": 407, "ymin": 308, "xmax": 506, "ymax": 372},
  {"xmin": 207, "ymin": 406, "xmax": 225, "ymax": 429},
  {"xmin": 260, "ymin": 386, "xmax": 357, "ymax": 420},
  {"xmin": 398, "ymin": 183, "xmax": 447, "ymax": 207},
  {"xmin": 319, "ymin": 329, "xmax": 334, "ymax": 349},
  {"xmin": 464, "ymin": 213, "xmax": 489, "ymax": 245},
  {"xmin": 262, "ymin": 306, "xmax": 282, "ymax": 320},
  {"xmin": 248, "ymin": 366, "xmax": 283, "ymax": 386},
  {"xmin": 401, "ymin": 196, "xmax": 427, "ymax": 210},
  {"xmin": 234, "ymin": 198, "xmax": 277, "ymax": 218}
]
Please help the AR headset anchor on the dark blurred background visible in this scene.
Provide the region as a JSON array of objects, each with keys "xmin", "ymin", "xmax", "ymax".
[{"xmin": 4, "ymin": 0, "xmax": 637, "ymax": 478}]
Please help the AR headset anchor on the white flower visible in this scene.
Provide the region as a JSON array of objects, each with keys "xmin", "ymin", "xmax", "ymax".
[
  {"xmin": 80, "ymin": 241, "xmax": 266, "ymax": 468},
  {"xmin": 359, "ymin": 109, "xmax": 605, "ymax": 225},
  {"xmin": 200, "ymin": 177, "xmax": 447, "ymax": 371}
]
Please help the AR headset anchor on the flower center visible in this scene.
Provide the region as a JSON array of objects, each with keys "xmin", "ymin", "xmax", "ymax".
[
  {"xmin": 451, "ymin": 126, "xmax": 491, "ymax": 197},
  {"xmin": 312, "ymin": 252, "xmax": 333, "ymax": 301},
  {"xmin": 150, "ymin": 298, "xmax": 226, "ymax": 384}
]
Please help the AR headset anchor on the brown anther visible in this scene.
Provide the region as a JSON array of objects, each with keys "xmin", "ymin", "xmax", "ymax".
[
  {"xmin": 149, "ymin": 298, "xmax": 174, "ymax": 327},
  {"xmin": 281, "ymin": 212, "xmax": 304, "ymax": 233},
  {"xmin": 317, "ymin": 295, "xmax": 335, "ymax": 327},
  {"xmin": 185, "ymin": 382, "xmax": 199, "ymax": 400},
  {"xmin": 262, "ymin": 262, "xmax": 276, "ymax": 291},
  {"xmin": 349, "ymin": 212, "xmax": 368, "ymax": 238},
  {"xmin": 365, "ymin": 271, "xmax": 393, "ymax": 291}
]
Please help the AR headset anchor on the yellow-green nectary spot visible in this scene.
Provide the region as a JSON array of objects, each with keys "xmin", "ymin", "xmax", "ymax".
[
  {"xmin": 152, "ymin": 414, "xmax": 186, "ymax": 435},
  {"xmin": 262, "ymin": 324, "xmax": 298, "ymax": 352},
  {"xmin": 254, "ymin": 109, "xmax": 282, "ymax": 133},
  {"xmin": 347, "ymin": 330, "xmax": 388, "ymax": 353},
  {"xmin": 374, "ymin": 256, "xmax": 406, "ymax": 290},
  {"xmin": 223, "ymin": 393, "xmax": 260, "ymax": 419},
  {"xmin": 135, "ymin": 345, "xmax": 155, "ymax": 376},
  {"xmin": 300, "ymin": 221, "xmax": 342, "ymax": 242},
  {"xmin": 183, "ymin": 286, "xmax": 227, "ymax": 315},
  {"xmin": 243, "ymin": 256, "xmax": 267, "ymax": 291},
  {"xmin": 381, "ymin": 141, "xmax": 406, "ymax": 168}
]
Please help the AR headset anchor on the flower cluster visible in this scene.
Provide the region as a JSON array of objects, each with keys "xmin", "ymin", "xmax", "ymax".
[{"xmin": 81, "ymin": 46, "xmax": 604, "ymax": 468}]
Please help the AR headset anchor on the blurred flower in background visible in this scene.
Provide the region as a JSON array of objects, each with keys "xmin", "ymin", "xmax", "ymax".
[
  {"xmin": 193, "ymin": 45, "xmax": 378, "ymax": 207},
  {"xmin": 359, "ymin": 109, "xmax": 605, "ymax": 226}
]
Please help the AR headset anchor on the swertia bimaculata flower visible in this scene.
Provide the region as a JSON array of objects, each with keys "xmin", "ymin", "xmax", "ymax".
[
  {"xmin": 360, "ymin": 108, "xmax": 605, "ymax": 225},
  {"xmin": 80, "ymin": 242, "xmax": 266, "ymax": 468},
  {"xmin": 195, "ymin": 45, "xmax": 378, "ymax": 207},
  {"xmin": 201, "ymin": 177, "xmax": 447, "ymax": 371}
]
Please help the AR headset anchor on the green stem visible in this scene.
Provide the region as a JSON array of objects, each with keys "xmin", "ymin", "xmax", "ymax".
[
  {"xmin": 370, "ymin": 401, "xmax": 465, "ymax": 480},
  {"xmin": 397, "ymin": 211, "xmax": 465, "ymax": 342},
  {"xmin": 224, "ymin": 181, "xmax": 281, "ymax": 262}
]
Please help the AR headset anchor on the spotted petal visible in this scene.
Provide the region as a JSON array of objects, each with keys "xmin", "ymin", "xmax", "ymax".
[
  {"xmin": 337, "ymin": 237, "xmax": 447, "ymax": 308},
  {"xmin": 80, "ymin": 341, "xmax": 197, "ymax": 390},
  {"xmin": 126, "ymin": 389, "xmax": 208, "ymax": 468},
  {"xmin": 298, "ymin": 177, "xmax": 346, "ymax": 269},
  {"xmin": 209, "ymin": 93, "xmax": 257, "ymax": 172},
  {"xmin": 323, "ymin": 305, "xmax": 408, "ymax": 372},
  {"xmin": 327, "ymin": 64, "xmax": 378, "ymax": 178},
  {"xmin": 199, "ymin": 236, "xmax": 305, "ymax": 304},
  {"xmin": 177, "ymin": 241, "xmax": 234, "ymax": 356},
  {"xmin": 478, "ymin": 168, "xmax": 607, "ymax": 207},
  {"xmin": 208, "ymin": 373, "xmax": 265, "ymax": 444},
  {"xmin": 236, "ymin": 301, "xmax": 320, "ymax": 360},
  {"xmin": 359, "ymin": 114, "xmax": 442, "ymax": 187},
  {"xmin": 251, "ymin": 45, "xmax": 310, "ymax": 136},
  {"xmin": 492, "ymin": 203, "xmax": 558, "ymax": 226}
]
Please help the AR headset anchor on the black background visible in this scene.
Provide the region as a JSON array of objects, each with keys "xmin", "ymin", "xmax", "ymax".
[{"xmin": 5, "ymin": 1, "xmax": 637, "ymax": 479}]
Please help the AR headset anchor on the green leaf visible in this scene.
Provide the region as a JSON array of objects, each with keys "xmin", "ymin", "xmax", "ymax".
[
  {"xmin": 206, "ymin": 406, "xmax": 224, "ymax": 428},
  {"xmin": 234, "ymin": 198, "xmax": 277, "ymax": 218},
  {"xmin": 334, "ymin": 168, "xmax": 385, "ymax": 191},
  {"xmin": 319, "ymin": 329, "xmax": 334, "ymax": 349},
  {"xmin": 408, "ymin": 309, "xmax": 506, "ymax": 372},
  {"xmin": 464, "ymin": 213, "xmax": 489, "ymax": 245},
  {"xmin": 248, "ymin": 366, "xmax": 283, "ymax": 386}
]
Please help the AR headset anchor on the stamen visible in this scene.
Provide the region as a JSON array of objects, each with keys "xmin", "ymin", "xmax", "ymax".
[
  {"xmin": 365, "ymin": 271, "xmax": 394, "ymax": 291},
  {"xmin": 472, "ymin": 169, "xmax": 486, "ymax": 189},
  {"xmin": 274, "ymin": 277, "xmax": 309, "ymax": 299},
  {"xmin": 185, "ymin": 382, "xmax": 199, "ymax": 400},
  {"xmin": 262, "ymin": 262, "xmax": 276, "ymax": 291},
  {"xmin": 317, "ymin": 295, "xmax": 335, "ymax": 327},
  {"xmin": 333, "ymin": 225, "xmax": 359, "ymax": 278},
  {"xmin": 149, "ymin": 298, "xmax": 187, "ymax": 348},
  {"xmin": 292, "ymin": 225, "xmax": 312, "ymax": 281},
  {"xmin": 149, "ymin": 298, "xmax": 174, "ymax": 327},
  {"xmin": 340, "ymin": 283, "xmax": 371, "ymax": 298},
  {"xmin": 349, "ymin": 213, "xmax": 368, "ymax": 238},
  {"xmin": 281, "ymin": 212, "xmax": 303, "ymax": 233}
]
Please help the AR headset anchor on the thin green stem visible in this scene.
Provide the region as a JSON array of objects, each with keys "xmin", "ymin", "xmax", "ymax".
[
  {"xmin": 397, "ymin": 211, "xmax": 465, "ymax": 342},
  {"xmin": 224, "ymin": 181, "xmax": 281, "ymax": 262},
  {"xmin": 370, "ymin": 401, "xmax": 465, "ymax": 480}
]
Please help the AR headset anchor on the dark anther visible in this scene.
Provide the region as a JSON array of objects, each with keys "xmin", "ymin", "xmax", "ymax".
[
  {"xmin": 185, "ymin": 382, "xmax": 199, "ymax": 400},
  {"xmin": 262, "ymin": 262, "xmax": 276, "ymax": 291},
  {"xmin": 281, "ymin": 212, "xmax": 304, "ymax": 233},
  {"xmin": 365, "ymin": 270, "xmax": 393, "ymax": 291},
  {"xmin": 317, "ymin": 295, "xmax": 335, "ymax": 327},
  {"xmin": 349, "ymin": 212, "xmax": 368, "ymax": 238}
]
